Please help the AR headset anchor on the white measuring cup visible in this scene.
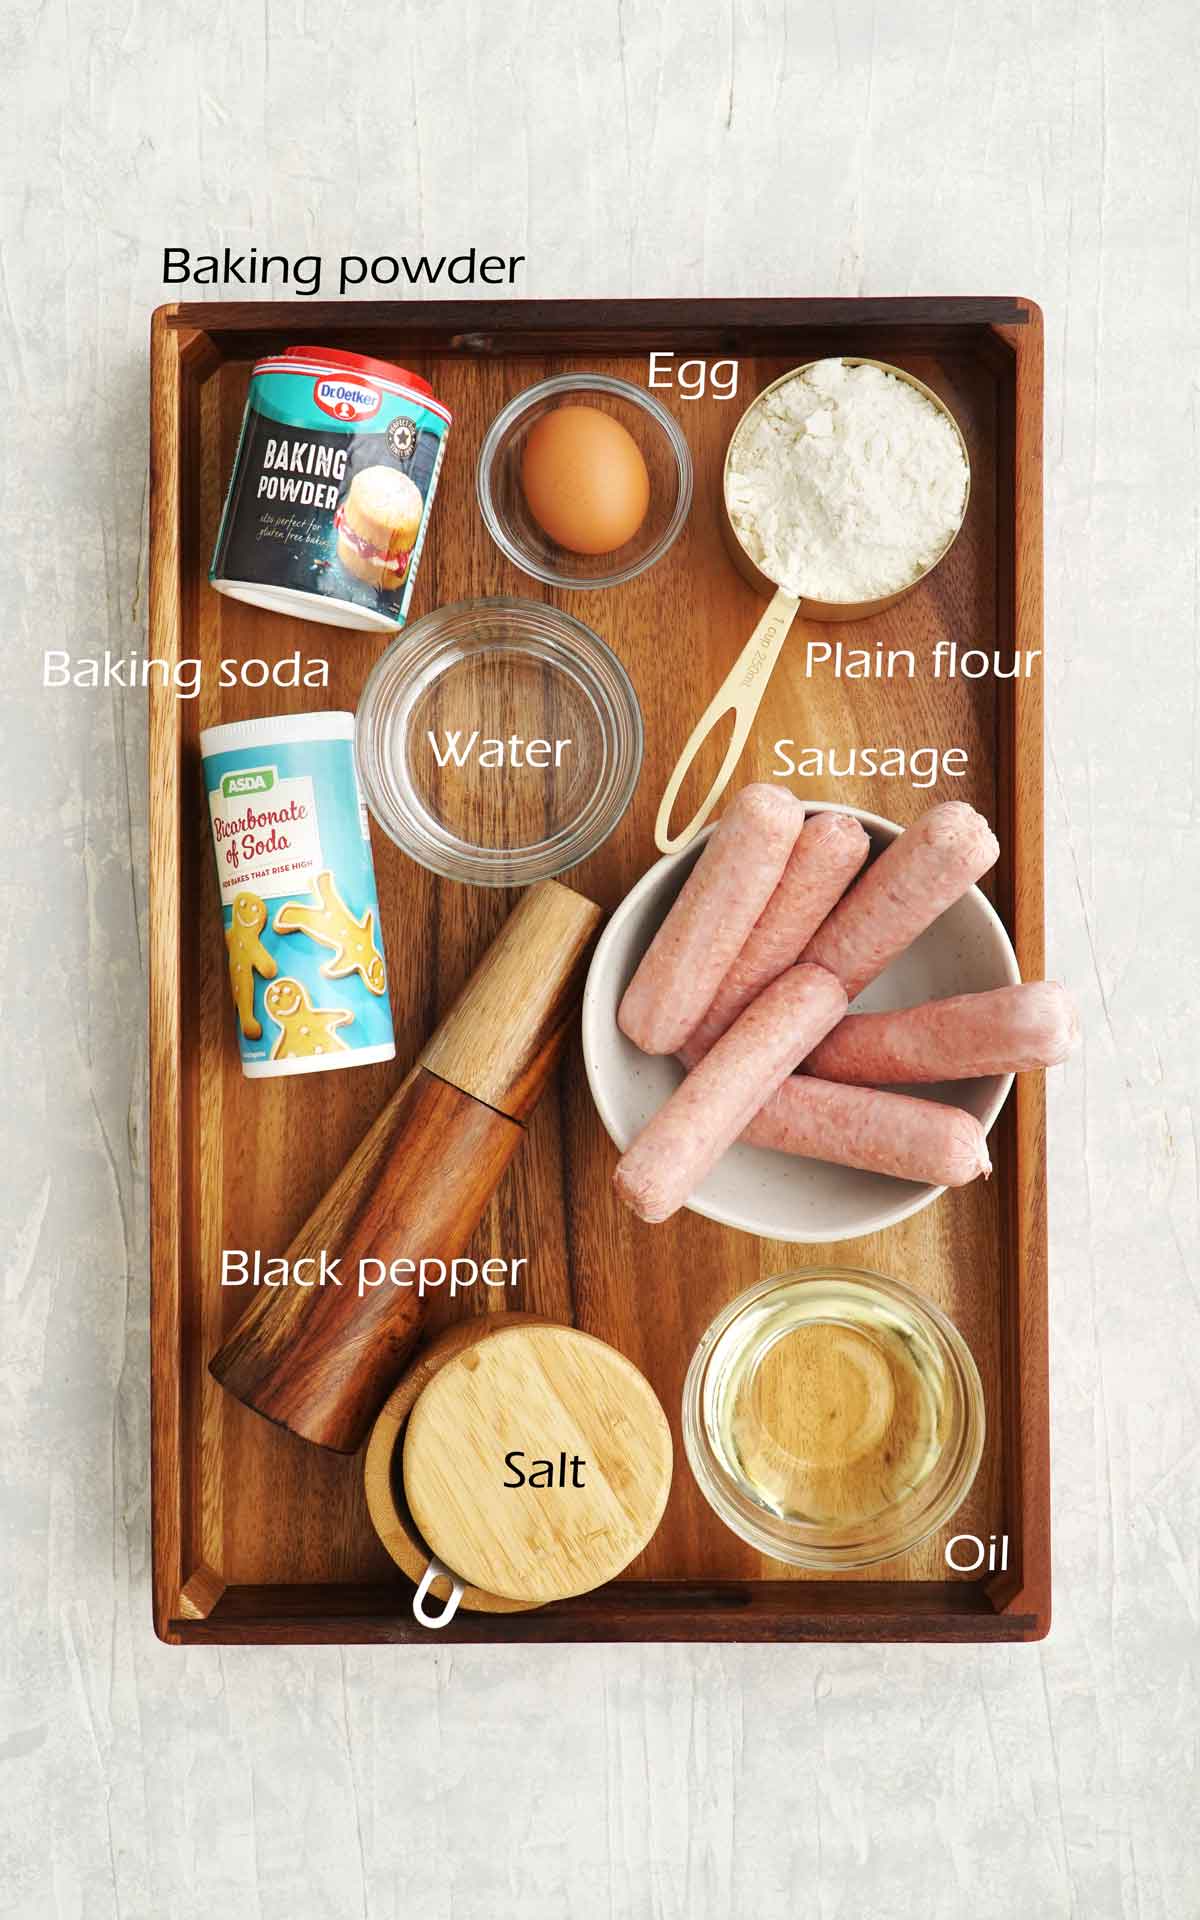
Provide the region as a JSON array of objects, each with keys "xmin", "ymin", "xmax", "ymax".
[{"xmin": 653, "ymin": 358, "xmax": 971, "ymax": 854}]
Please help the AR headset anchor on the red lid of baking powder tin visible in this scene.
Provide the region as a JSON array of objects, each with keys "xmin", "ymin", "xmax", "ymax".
[{"xmin": 283, "ymin": 345, "xmax": 438, "ymax": 402}]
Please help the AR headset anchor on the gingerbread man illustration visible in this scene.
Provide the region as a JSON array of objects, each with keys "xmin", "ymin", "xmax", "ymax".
[
  {"xmin": 263, "ymin": 977, "xmax": 354, "ymax": 1061},
  {"xmin": 273, "ymin": 870, "xmax": 387, "ymax": 995},
  {"xmin": 225, "ymin": 892, "xmax": 277, "ymax": 1039}
]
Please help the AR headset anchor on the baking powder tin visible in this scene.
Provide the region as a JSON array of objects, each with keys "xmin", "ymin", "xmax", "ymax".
[{"xmin": 210, "ymin": 347, "xmax": 451, "ymax": 633}]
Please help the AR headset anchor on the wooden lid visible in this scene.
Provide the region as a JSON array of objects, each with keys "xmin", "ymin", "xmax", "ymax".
[
  {"xmin": 363, "ymin": 1313, "xmax": 560, "ymax": 1615},
  {"xmin": 419, "ymin": 882, "xmax": 603, "ymax": 1122},
  {"xmin": 402, "ymin": 1325, "xmax": 673, "ymax": 1605}
]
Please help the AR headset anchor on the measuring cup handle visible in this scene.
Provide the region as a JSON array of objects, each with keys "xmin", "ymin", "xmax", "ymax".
[
  {"xmin": 412, "ymin": 1557, "xmax": 465, "ymax": 1630},
  {"xmin": 654, "ymin": 589, "xmax": 800, "ymax": 853}
]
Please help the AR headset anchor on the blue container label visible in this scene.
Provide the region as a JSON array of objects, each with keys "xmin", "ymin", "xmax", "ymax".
[{"xmin": 202, "ymin": 731, "xmax": 395, "ymax": 1074}]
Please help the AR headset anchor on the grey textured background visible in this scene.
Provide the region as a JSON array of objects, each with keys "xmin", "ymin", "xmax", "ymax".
[{"xmin": 3, "ymin": 2, "xmax": 1198, "ymax": 1915}]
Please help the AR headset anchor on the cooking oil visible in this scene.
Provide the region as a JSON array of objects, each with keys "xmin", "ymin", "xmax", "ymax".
[{"xmin": 701, "ymin": 1274, "xmax": 951, "ymax": 1530}]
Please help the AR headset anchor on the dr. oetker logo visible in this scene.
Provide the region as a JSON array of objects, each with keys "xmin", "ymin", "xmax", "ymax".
[{"xmin": 313, "ymin": 377, "xmax": 382, "ymax": 422}]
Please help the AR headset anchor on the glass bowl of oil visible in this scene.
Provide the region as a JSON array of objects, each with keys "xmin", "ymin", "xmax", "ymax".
[{"xmin": 683, "ymin": 1268, "xmax": 984, "ymax": 1570}]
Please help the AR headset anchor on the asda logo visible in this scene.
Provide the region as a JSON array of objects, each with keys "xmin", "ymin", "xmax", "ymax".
[{"xmin": 221, "ymin": 766, "xmax": 276, "ymax": 798}]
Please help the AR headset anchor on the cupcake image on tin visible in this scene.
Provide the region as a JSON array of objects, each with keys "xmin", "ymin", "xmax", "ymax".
[{"xmin": 335, "ymin": 466, "xmax": 425, "ymax": 589}]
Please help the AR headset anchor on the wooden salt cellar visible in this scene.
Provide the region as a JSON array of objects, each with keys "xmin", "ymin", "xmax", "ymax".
[
  {"xmin": 363, "ymin": 1313, "xmax": 558, "ymax": 1615},
  {"xmin": 365, "ymin": 1314, "xmax": 673, "ymax": 1612}
]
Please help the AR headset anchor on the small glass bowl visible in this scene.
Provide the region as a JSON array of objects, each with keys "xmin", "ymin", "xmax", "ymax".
[
  {"xmin": 683, "ymin": 1268, "xmax": 985, "ymax": 1571},
  {"xmin": 355, "ymin": 596, "xmax": 644, "ymax": 886},
  {"xmin": 476, "ymin": 374, "xmax": 694, "ymax": 588}
]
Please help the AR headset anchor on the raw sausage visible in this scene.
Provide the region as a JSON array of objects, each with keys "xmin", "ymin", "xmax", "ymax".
[
  {"xmin": 803, "ymin": 982, "xmax": 1079, "ymax": 1085},
  {"xmin": 614, "ymin": 964, "xmax": 847, "ymax": 1223},
  {"xmin": 618, "ymin": 784, "xmax": 806, "ymax": 1056},
  {"xmin": 677, "ymin": 810, "xmax": 870, "ymax": 1069},
  {"xmin": 801, "ymin": 801, "xmax": 1000, "ymax": 1002},
  {"xmin": 743, "ymin": 1076, "xmax": 991, "ymax": 1187}
]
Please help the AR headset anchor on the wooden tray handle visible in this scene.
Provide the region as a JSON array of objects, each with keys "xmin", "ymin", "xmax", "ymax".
[{"xmin": 654, "ymin": 586, "xmax": 799, "ymax": 853}]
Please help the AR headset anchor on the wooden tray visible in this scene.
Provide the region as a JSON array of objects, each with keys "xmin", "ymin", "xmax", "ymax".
[{"xmin": 149, "ymin": 297, "xmax": 1047, "ymax": 1644}]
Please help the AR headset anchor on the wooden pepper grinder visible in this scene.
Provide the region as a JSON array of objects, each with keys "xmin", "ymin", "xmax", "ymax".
[{"xmin": 210, "ymin": 881, "xmax": 602, "ymax": 1452}]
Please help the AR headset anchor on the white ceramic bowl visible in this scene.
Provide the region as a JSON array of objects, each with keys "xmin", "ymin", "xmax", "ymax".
[{"xmin": 582, "ymin": 800, "xmax": 1020, "ymax": 1243}]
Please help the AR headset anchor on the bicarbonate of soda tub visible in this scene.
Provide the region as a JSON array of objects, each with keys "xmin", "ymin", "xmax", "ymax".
[
  {"xmin": 210, "ymin": 347, "xmax": 451, "ymax": 632},
  {"xmin": 199, "ymin": 711, "xmax": 395, "ymax": 1079}
]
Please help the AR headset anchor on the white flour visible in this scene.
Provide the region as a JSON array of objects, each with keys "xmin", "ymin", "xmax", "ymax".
[{"xmin": 726, "ymin": 358, "xmax": 969, "ymax": 602}]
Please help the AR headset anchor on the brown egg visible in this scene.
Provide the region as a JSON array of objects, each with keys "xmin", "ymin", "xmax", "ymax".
[{"xmin": 521, "ymin": 405, "xmax": 651, "ymax": 555}]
